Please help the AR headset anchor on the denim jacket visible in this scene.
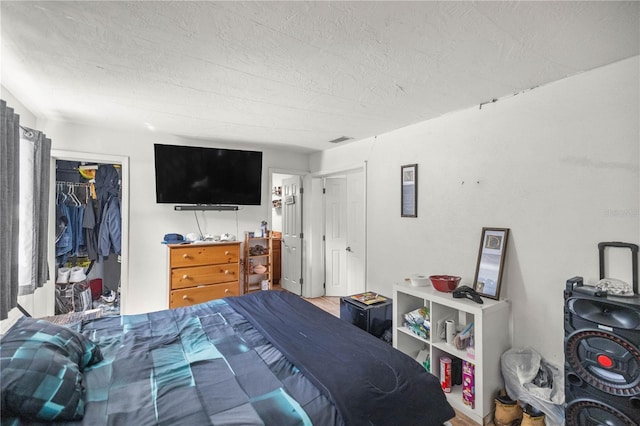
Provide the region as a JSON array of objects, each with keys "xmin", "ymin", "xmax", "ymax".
[{"xmin": 98, "ymin": 195, "xmax": 121, "ymax": 256}]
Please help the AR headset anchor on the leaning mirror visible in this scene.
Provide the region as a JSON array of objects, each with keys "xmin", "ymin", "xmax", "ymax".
[{"xmin": 473, "ymin": 228, "xmax": 509, "ymax": 300}]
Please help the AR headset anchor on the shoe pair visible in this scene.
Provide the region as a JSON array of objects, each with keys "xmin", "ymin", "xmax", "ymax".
[
  {"xmin": 68, "ymin": 266, "xmax": 87, "ymax": 283},
  {"xmin": 56, "ymin": 267, "xmax": 71, "ymax": 284},
  {"xmin": 494, "ymin": 390, "xmax": 545, "ymax": 426},
  {"xmin": 56, "ymin": 266, "xmax": 87, "ymax": 284}
]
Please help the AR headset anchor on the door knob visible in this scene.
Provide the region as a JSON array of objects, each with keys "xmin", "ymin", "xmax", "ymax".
[{"xmin": 346, "ymin": 246, "xmax": 352, "ymax": 252}]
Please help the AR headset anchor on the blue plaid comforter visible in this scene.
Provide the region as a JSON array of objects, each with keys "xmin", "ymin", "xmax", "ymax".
[{"xmin": 3, "ymin": 291, "xmax": 454, "ymax": 425}]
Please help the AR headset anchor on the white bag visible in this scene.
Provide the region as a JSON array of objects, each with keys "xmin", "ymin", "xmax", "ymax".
[{"xmin": 501, "ymin": 347, "xmax": 565, "ymax": 425}]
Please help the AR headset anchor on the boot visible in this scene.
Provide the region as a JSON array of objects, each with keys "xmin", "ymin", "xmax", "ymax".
[
  {"xmin": 521, "ymin": 404, "xmax": 545, "ymax": 426},
  {"xmin": 494, "ymin": 390, "xmax": 522, "ymax": 426}
]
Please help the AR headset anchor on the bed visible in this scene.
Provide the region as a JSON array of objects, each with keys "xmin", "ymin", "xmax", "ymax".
[{"xmin": 1, "ymin": 291, "xmax": 455, "ymax": 425}]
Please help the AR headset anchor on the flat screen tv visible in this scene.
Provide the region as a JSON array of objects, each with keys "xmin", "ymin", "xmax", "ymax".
[{"xmin": 154, "ymin": 144, "xmax": 263, "ymax": 205}]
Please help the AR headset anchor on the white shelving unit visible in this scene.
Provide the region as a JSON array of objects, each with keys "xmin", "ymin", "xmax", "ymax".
[{"xmin": 393, "ymin": 283, "xmax": 510, "ymax": 425}]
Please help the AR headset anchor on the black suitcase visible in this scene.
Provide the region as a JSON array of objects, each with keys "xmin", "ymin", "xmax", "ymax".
[{"xmin": 598, "ymin": 241, "xmax": 639, "ymax": 294}]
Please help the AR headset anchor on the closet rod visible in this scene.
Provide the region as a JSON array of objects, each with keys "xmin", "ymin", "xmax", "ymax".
[{"xmin": 56, "ymin": 181, "xmax": 92, "ymax": 186}]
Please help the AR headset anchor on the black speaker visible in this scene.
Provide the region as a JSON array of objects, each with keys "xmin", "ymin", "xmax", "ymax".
[{"xmin": 564, "ymin": 276, "xmax": 640, "ymax": 426}]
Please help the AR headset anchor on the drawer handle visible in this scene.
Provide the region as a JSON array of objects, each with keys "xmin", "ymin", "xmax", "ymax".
[
  {"xmin": 183, "ymin": 254, "xmax": 189, "ymax": 259},
  {"xmin": 225, "ymin": 289, "xmax": 230, "ymax": 293},
  {"xmin": 224, "ymin": 270, "xmax": 229, "ymax": 275},
  {"xmin": 225, "ymin": 250, "xmax": 230, "ymax": 255},
  {"xmin": 182, "ymin": 295, "xmax": 189, "ymax": 300}
]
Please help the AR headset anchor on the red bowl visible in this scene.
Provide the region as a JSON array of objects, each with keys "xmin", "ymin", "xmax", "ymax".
[{"xmin": 429, "ymin": 275, "xmax": 461, "ymax": 292}]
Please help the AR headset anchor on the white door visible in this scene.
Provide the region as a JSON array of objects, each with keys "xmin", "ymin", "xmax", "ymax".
[
  {"xmin": 346, "ymin": 170, "xmax": 366, "ymax": 295},
  {"xmin": 324, "ymin": 170, "xmax": 366, "ymax": 297},
  {"xmin": 281, "ymin": 176, "xmax": 302, "ymax": 295},
  {"xmin": 324, "ymin": 177, "xmax": 347, "ymax": 296}
]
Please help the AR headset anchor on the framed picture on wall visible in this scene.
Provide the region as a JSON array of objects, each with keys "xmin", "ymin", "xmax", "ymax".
[
  {"xmin": 401, "ymin": 164, "xmax": 417, "ymax": 217},
  {"xmin": 473, "ymin": 227, "xmax": 509, "ymax": 300}
]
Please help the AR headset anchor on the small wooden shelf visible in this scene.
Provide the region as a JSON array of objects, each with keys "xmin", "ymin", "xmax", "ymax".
[{"xmin": 243, "ymin": 234, "xmax": 273, "ymax": 293}]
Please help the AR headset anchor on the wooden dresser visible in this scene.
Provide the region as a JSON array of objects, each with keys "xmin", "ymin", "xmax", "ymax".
[{"xmin": 167, "ymin": 242, "xmax": 241, "ymax": 308}]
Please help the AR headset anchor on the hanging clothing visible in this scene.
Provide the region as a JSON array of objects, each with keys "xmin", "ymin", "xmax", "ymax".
[
  {"xmin": 71, "ymin": 205, "xmax": 85, "ymax": 256},
  {"xmin": 55, "ymin": 184, "xmax": 91, "ymax": 264},
  {"xmin": 98, "ymin": 195, "xmax": 121, "ymax": 257},
  {"xmin": 83, "ymin": 196, "xmax": 99, "ymax": 261},
  {"xmin": 95, "ymin": 164, "xmax": 120, "ymax": 224},
  {"xmin": 66, "ymin": 205, "xmax": 79, "ymax": 255},
  {"xmin": 94, "ymin": 164, "xmax": 122, "ymax": 258},
  {"xmin": 55, "ymin": 201, "xmax": 73, "ymax": 266}
]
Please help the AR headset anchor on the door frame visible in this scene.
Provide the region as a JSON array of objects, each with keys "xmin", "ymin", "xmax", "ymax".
[
  {"xmin": 50, "ymin": 150, "xmax": 130, "ymax": 314},
  {"xmin": 268, "ymin": 167, "xmax": 313, "ymax": 296},
  {"xmin": 311, "ymin": 162, "xmax": 367, "ymax": 297}
]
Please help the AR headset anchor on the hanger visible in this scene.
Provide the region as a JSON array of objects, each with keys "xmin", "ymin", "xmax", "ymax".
[
  {"xmin": 67, "ymin": 183, "xmax": 81, "ymax": 207},
  {"xmin": 57, "ymin": 182, "xmax": 68, "ymax": 205}
]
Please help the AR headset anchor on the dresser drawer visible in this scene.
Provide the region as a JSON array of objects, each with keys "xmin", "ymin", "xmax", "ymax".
[
  {"xmin": 171, "ymin": 264, "xmax": 239, "ymax": 289},
  {"xmin": 170, "ymin": 244, "xmax": 240, "ymax": 268},
  {"xmin": 167, "ymin": 242, "xmax": 241, "ymax": 309},
  {"xmin": 170, "ymin": 283, "xmax": 239, "ymax": 308}
]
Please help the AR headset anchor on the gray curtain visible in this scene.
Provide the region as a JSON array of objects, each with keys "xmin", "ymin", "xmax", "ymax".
[
  {"xmin": 1, "ymin": 100, "xmax": 21, "ymax": 320},
  {"xmin": 18, "ymin": 126, "xmax": 51, "ymax": 296}
]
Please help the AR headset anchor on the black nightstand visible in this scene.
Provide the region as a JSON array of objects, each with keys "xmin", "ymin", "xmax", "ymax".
[{"xmin": 340, "ymin": 295, "xmax": 393, "ymax": 340}]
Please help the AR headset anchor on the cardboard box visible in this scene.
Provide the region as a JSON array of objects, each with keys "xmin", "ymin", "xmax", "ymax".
[{"xmin": 462, "ymin": 360, "xmax": 475, "ymax": 408}]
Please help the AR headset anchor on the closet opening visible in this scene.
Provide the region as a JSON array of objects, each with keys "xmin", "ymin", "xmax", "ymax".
[{"xmin": 50, "ymin": 151, "xmax": 129, "ymax": 319}]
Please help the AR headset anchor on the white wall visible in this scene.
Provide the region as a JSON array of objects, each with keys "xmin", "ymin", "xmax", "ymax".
[
  {"xmin": 1, "ymin": 86, "xmax": 37, "ymax": 128},
  {"xmin": 32, "ymin": 119, "xmax": 310, "ymax": 315},
  {"xmin": 3, "ymin": 58, "xmax": 638, "ymax": 365},
  {"xmin": 310, "ymin": 56, "xmax": 640, "ymax": 366}
]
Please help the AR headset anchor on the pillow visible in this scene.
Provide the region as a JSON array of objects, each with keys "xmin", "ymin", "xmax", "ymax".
[{"xmin": 1, "ymin": 317, "xmax": 103, "ymax": 421}]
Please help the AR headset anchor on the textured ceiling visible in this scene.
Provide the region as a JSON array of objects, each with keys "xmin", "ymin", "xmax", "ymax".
[{"xmin": 1, "ymin": 1, "xmax": 638, "ymax": 153}]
